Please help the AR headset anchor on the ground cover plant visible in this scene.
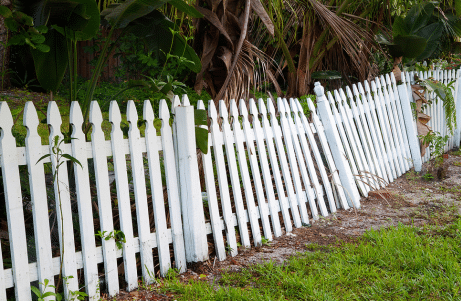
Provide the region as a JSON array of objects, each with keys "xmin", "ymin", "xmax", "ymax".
[{"xmin": 159, "ymin": 219, "xmax": 461, "ymax": 300}]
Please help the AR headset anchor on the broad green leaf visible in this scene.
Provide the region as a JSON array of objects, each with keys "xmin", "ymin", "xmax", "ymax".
[
  {"xmin": 169, "ymin": 0, "xmax": 203, "ymax": 18},
  {"xmin": 393, "ymin": 16, "xmax": 409, "ymax": 37},
  {"xmin": 36, "ymin": 25, "xmax": 48, "ymax": 33},
  {"xmin": 62, "ymin": 154, "xmax": 83, "ymax": 168},
  {"xmin": 195, "ymin": 109, "xmax": 207, "ymax": 126},
  {"xmin": 195, "ymin": 127, "xmax": 208, "ymax": 154},
  {"xmin": 393, "ymin": 35, "xmax": 427, "ymax": 58},
  {"xmin": 4, "ymin": 18, "xmax": 19, "ymax": 32},
  {"xmin": 416, "ymin": 22, "xmax": 443, "ymax": 60},
  {"xmin": 101, "ymin": 0, "xmax": 168, "ymax": 28},
  {"xmin": 0, "ymin": 6, "xmax": 12, "ymax": 18},
  {"xmin": 34, "ymin": 43, "xmax": 50, "ymax": 52},
  {"xmin": 30, "ymin": 286, "xmax": 41, "ymax": 297},
  {"xmin": 30, "ymin": 33, "xmax": 46, "ymax": 43},
  {"xmin": 8, "ymin": 35, "xmax": 25, "ymax": 45},
  {"xmin": 405, "ymin": 2, "xmax": 436, "ymax": 34},
  {"xmin": 30, "ymin": 28, "xmax": 68, "ymax": 92}
]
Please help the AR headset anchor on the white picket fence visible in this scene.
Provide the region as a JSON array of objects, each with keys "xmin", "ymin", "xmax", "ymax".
[{"xmin": 0, "ymin": 69, "xmax": 461, "ymax": 300}]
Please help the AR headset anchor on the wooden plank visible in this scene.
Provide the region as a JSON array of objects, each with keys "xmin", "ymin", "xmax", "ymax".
[
  {"xmin": 47, "ymin": 101, "xmax": 79, "ymax": 299},
  {"xmin": 219, "ymin": 100, "xmax": 252, "ymax": 247},
  {"xmin": 257, "ymin": 99, "xmax": 295, "ymax": 231},
  {"xmin": 89, "ymin": 101, "xmax": 119, "ymax": 296},
  {"xmin": 328, "ymin": 91, "xmax": 367, "ymax": 195},
  {"xmin": 314, "ymin": 82, "xmax": 360, "ymax": 208},
  {"xmin": 23, "ymin": 102, "xmax": 55, "ymax": 301},
  {"xmin": 197, "ymin": 100, "xmax": 227, "ymax": 260},
  {"xmin": 208, "ymin": 101, "xmax": 238, "ymax": 256},
  {"xmin": 337, "ymin": 89, "xmax": 371, "ymax": 194},
  {"xmin": 248, "ymin": 99, "xmax": 282, "ymax": 237},
  {"xmin": 230, "ymin": 100, "xmax": 264, "ymax": 245},
  {"xmin": 0, "ymin": 101, "xmax": 32, "ymax": 300},
  {"xmin": 69, "ymin": 101, "xmax": 99, "ymax": 300},
  {"xmin": 126, "ymin": 100, "xmax": 155, "ymax": 283},
  {"xmin": 284, "ymin": 98, "xmax": 324, "ymax": 218},
  {"xmin": 144, "ymin": 100, "xmax": 173, "ymax": 275},
  {"xmin": 291, "ymin": 98, "xmax": 332, "ymax": 214},
  {"xmin": 108, "ymin": 101, "xmax": 138, "ymax": 291},
  {"xmin": 304, "ymin": 98, "xmax": 348, "ymax": 210},
  {"xmin": 156, "ymin": 99, "xmax": 187, "ymax": 272},
  {"xmin": 390, "ymin": 73, "xmax": 413, "ymax": 170},
  {"xmin": 237, "ymin": 100, "xmax": 274, "ymax": 241},
  {"xmin": 377, "ymin": 77, "xmax": 405, "ymax": 177},
  {"xmin": 267, "ymin": 99, "xmax": 304, "ymax": 226},
  {"xmin": 348, "ymin": 86, "xmax": 385, "ymax": 188}
]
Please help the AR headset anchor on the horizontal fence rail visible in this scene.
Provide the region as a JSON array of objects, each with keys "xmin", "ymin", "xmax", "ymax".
[{"xmin": 0, "ymin": 69, "xmax": 460, "ymax": 300}]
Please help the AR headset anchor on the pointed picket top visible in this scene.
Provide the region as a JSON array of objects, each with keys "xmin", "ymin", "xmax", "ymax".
[
  {"xmin": 277, "ymin": 97, "xmax": 287, "ymax": 114},
  {"xmin": 0, "ymin": 101, "xmax": 14, "ymax": 133},
  {"xmin": 47, "ymin": 101, "xmax": 63, "ymax": 134},
  {"xmin": 23, "ymin": 101, "xmax": 40, "ymax": 133},
  {"xmin": 172, "ymin": 95, "xmax": 181, "ymax": 111},
  {"xmin": 208, "ymin": 99, "xmax": 218, "ymax": 121},
  {"xmin": 339, "ymin": 88, "xmax": 348, "ymax": 103},
  {"xmin": 313, "ymin": 81, "xmax": 325, "ymax": 100},
  {"xmin": 306, "ymin": 96, "xmax": 316, "ymax": 112},
  {"xmin": 363, "ymin": 81, "xmax": 371, "ymax": 94},
  {"xmin": 182, "ymin": 94, "xmax": 191, "ymax": 106},
  {"xmin": 196, "ymin": 99, "xmax": 205, "ymax": 110},
  {"xmin": 70, "ymin": 101, "xmax": 84, "ymax": 131},
  {"xmin": 328, "ymin": 91, "xmax": 337, "ymax": 105},
  {"xmin": 401, "ymin": 71, "xmax": 406, "ymax": 83},
  {"xmin": 89, "ymin": 100, "xmax": 103, "ymax": 126},
  {"xmin": 390, "ymin": 73, "xmax": 397, "ymax": 85},
  {"xmin": 239, "ymin": 99, "xmax": 249, "ymax": 118},
  {"xmin": 229, "ymin": 99, "xmax": 239, "ymax": 119},
  {"xmin": 267, "ymin": 97, "xmax": 277, "ymax": 117},
  {"xmin": 283, "ymin": 98, "xmax": 292, "ymax": 116},
  {"xmin": 374, "ymin": 77, "xmax": 382, "ymax": 90},
  {"xmin": 352, "ymin": 84, "xmax": 360, "ymax": 98},
  {"xmin": 258, "ymin": 98, "xmax": 268, "ymax": 117},
  {"xmin": 143, "ymin": 100, "xmax": 155, "ymax": 124},
  {"xmin": 159, "ymin": 99, "xmax": 170, "ymax": 122},
  {"xmin": 109, "ymin": 100, "xmax": 122, "ymax": 126},
  {"xmin": 380, "ymin": 75, "xmax": 387, "ymax": 87},
  {"xmin": 290, "ymin": 98, "xmax": 299, "ymax": 113},
  {"xmin": 126, "ymin": 100, "xmax": 139, "ymax": 125},
  {"xmin": 219, "ymin": 99, "xmax": 229, "ymax": 123},
  {"xmin": 370, "ymin": 80, "xmax": 378, "ymax": 93},
  {"xmin": 249, "ymin": 98, "xmax": 259, "ymax": 116},
  {"xmin": 385, "ymin": 73, "xmax": 392, "ymax": 86}
]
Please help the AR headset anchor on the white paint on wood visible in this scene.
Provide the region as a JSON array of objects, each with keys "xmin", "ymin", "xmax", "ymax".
[
  {"xmin": 108, "ymin": 101, "xmax": 138, "ymax": 291},
  {"xmin": 0, "ymin": 101, "xmax": 32, "ymax": 300},
  {"xmin": 23, "ymin": 102, "xmax": 55, "ymax": 300}
]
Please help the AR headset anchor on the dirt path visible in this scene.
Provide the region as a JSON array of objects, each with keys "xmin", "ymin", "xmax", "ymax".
[{"xmin": 106, "ymin": 151, "xmax": 461, "ymax": 300}]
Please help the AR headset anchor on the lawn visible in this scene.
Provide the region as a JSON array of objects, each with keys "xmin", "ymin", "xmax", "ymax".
[{"xmin": 160, "ymin": 219, "xmax": 461, "ymax": 300}]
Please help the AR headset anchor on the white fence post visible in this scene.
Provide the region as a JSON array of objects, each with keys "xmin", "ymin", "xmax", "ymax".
[
  {"xmin": 313, "ymin": 82, "xmax": 361, "ymax": 208},
  {"xmin": 454, "ymin": 69, "xmax": 461, "ymax": 148},
  {"xmin": 397, "ymin": 73, "xmax": 422, "ymax": 172},
  {"xmin": 173, "ymin": 105, "xmax": 208, "ymax": 262}
]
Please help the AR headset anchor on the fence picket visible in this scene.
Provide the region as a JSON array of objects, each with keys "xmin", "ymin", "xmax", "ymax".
[
  {"xmin": 143, "ymin": 100, "xmax": 172, "ymax": 276},
  {"xmin": 368, "ymin": 81, "xmax": 398, "ymax": 180},
  {"xmin": 273, "ymin": 99, "xmax": 309, "ymax": 224},
  {"xmin": 126, "ymin": 100, "xmax": 156, "ymax": 283},
  {"xmin": 284, "ymin": 98, "xmax": 325, "ymax": 218},
  {"xmin": 208, "ymin": 101, "xmax": 239, "ymax": 256},
  {"xmin": 237, "ymin": 100, "xmax": 273, "ymax": 241},
  {"xmin": 348, "ymin": 87, "xmax": 384, "ymax": 188},
  {"xmin": 355, "ymin": 83, "xmax": 391, "ymax": 184},
  {"xmin": 156, "ymin": 100, "xmax": 187, "ymax": 272},
  {"xmin": 219, "ymin": 100, "xmax": 252, "ymax": 247},
  {"xmin": 328, "ymin": 91, "xmax": 367, "ymax": 195},
  {"xmin": 229, "ymin": 100, "xmax": 264, "ymax": 246},
  {"xmin": 337, "ymin": 89, "xmax": 372, "ymax": 193},
  {"xmin": 389, "ymin": 74, "xmax": 413, "ymax": 170},
  {"xmin": 89, "ymin": 101, "xmax": 119, "ymax": 296},
  {"xmin": 258, "ymin": 99, "xmax": 296, "ymax": 230},
  {"xmin": 108, "ymin": 101, "xmax": 138, "ymax": 291},
  {"xmin": 248, "ymin": 99, "xmax": 283, "ymax": 237},
  {"xmin": 197, "ymin": 100, "xmax": 227, "ymax": 260},
  {"xmin": 69, "ymin": 101, "xmax": 99, "ymax": 299},
  {"xmin": 290, "ymin": 98, "xmax": 331, "ymax": 214},
  {"xmin": 23, "ymin": 102, "xmax": 55, "ymax": 300},
  {"xmin": 0, "ymin": 102, "xmax": 32, "ymax": 300},
  {"xmin": 47, "ymin": 101, "xmax": 79, "ymax": 299}
]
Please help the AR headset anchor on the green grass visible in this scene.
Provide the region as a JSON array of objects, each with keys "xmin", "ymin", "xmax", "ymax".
[{"xmin": 162, "ymin": 219, "xmax": 461, "ymax": 300}]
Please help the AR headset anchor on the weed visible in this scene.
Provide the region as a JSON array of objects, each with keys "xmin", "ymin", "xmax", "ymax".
[
  {"xmin": 261, "ymin": 236, "xmax": 269, "ymax": 245},
  {"xmin": 422, "ymin": 173, "xmax": 435, "ymax": 181},
  {"xmin": 405, "ymin": 170, "xmax": 419, "ymax": 183},
  {"xmin": 453, "ymin": 161, "xmax": 461, "ymax": 166}
]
